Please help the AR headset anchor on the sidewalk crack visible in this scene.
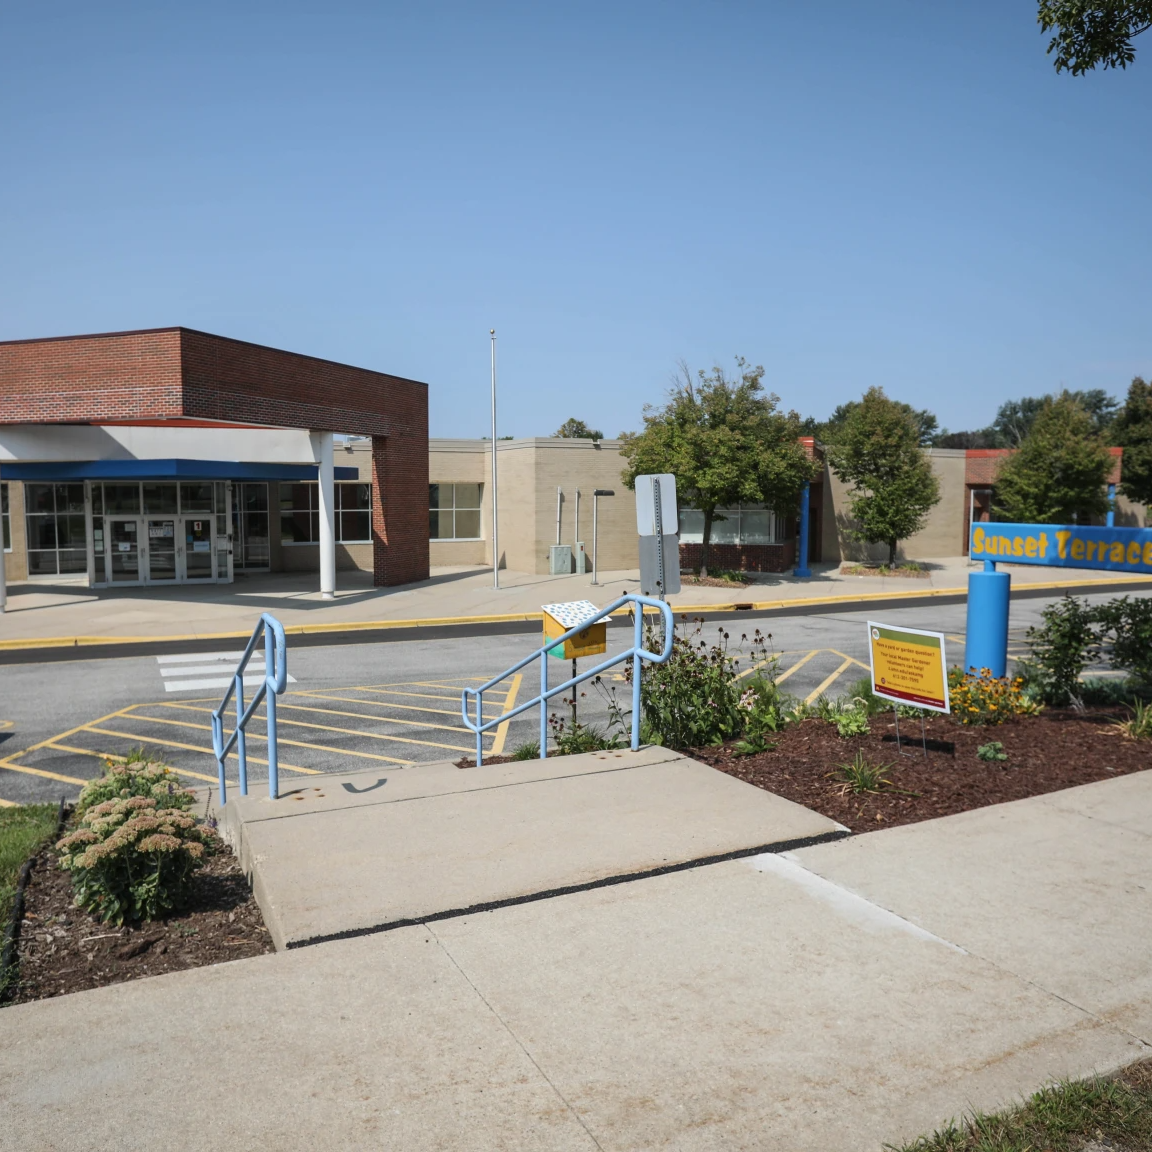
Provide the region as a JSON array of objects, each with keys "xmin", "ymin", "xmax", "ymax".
[{"xmin": 425, "ymin": 922, "xmax": 605, "ymax": 1152}]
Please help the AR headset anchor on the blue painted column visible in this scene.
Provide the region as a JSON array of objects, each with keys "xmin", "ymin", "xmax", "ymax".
[
  {"xmin": 1107, "ymin": 482, "xmax": 1116, "ymax": 527},
  {"xmin": 793, "ymin": 481, "xmax": 812, "ymax": 578},
  {"xmin": 964, "ymin": 559, "xmax": 1011, "ymax": 678}
]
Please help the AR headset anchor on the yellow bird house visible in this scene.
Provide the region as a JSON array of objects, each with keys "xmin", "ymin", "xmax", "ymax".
[{"xmin": 542, "ymin": 600, "xmax": 608, "ymax": 660}]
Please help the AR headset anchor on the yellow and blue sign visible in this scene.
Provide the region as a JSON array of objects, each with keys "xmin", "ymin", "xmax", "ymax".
[{"xmin": 970, "ymin": 523, "xmax": 1152, "ymax": 574}]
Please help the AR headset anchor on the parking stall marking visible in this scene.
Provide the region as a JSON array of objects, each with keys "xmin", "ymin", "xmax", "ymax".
[{"xmin": 156, "ymin": 652, "xmax": 298, "ymax": 694}]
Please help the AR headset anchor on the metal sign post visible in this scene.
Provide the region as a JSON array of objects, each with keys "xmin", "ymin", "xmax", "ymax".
[
  {"xmin": 591, "ymin": 489, "xmax": 614, "ymax": 586},
  {"xmin": 635, "ymin": 474, "xmax": 680, "ymax": 599}
]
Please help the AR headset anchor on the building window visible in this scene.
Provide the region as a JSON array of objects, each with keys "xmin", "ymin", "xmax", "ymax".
[
  {"xmin": 678, "ymin": 505, "xmax": 781, "ymax": 546},
  {"xmin": 279, "ymin": 483, "xmax": 373, "ymax": 544},
  {"xmin": 429, "ymin": 483, "xmax": 482, "ymax": 540},
  {"xmin": 1, "ymin": 483, "xmax": 9, "ymax": 552},
  {"xmin": 24, "ymin": 483, "xmax": 88, "ymax": 575}
]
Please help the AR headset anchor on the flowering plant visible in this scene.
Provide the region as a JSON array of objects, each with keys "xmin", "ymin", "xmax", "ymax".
[
  {"xmin": 948, "ymin": 668, "xmax": 1040, "ymax": 727},
  {"xmin": 75, "ymin": 751, "xmax": 196, "ymax": 817},
  {"xmin": 57, "ymin": 796, "xmax": 218, "ymax": 924}
]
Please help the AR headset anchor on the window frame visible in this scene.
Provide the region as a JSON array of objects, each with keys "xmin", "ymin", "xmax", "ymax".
[
  {"xmin": 1, "ymin": 482, "xmax": 9, "ymax": 553},
  {"xmin": 677, "ymin": 504, "xmax": 782, "ymax": 546},
  {"xmin": 429, "ymin": 482, "xmax": 483, "ymax": 541},
  {"xmin": 278, "ymin": 482, "xmax": 373, "ymax": 545}
]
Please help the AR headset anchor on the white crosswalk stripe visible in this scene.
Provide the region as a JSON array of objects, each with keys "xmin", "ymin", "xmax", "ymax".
[{"xmin": 156, "ymin": 653, "xmax": 297, "ymax": 693}]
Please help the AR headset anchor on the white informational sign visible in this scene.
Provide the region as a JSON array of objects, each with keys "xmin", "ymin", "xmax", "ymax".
[{"xmin": 634, "ymin": 474, "xmax": 678, "ymax": 536}]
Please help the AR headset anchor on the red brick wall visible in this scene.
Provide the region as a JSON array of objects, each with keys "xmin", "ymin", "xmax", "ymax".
[
  {"xmin": 372, "ymin": 432, "xmax": 430, "ymax": 587},
  {"xmin": 679, "ymin": 541, "xmax": 796, "ymax": 573},
  {"xmin": 0, "ymin": 328, "xmax": 184, "ymax": 423}
]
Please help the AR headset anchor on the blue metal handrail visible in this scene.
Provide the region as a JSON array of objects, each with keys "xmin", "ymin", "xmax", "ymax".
[
  {"xmin": 461, "ymin": 594, "xmax": 674, "ymax": 765},
  {"xmin": 211, "ymin": 613, "xmax": 288, "ymax": 804}
]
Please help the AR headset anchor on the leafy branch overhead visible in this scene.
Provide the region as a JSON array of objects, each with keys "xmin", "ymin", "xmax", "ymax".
[
  {"xmin": 1039, "ymin": 0, "xmax": 1152, "ymax": 74},
  {"xmin": 618, "ymin": 358, "xmax": 817, "ymax": 577}
]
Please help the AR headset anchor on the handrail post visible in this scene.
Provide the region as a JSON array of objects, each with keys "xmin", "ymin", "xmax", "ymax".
[
  {"xmin": 265, "ymin": 623, "xmax": 279, "ymax": 800},
  {"xmin": 236, "ymin": 672, "xmax": 248, "ymax": 796},
  {"xmin": 631, "ymin": 605, "xmax": 643, "ymax": 751},
  {"xmin": 213, "ymin": 712, "xmax": 227, "ymax": 806},
  {"xmin": 539, "ymin": 650, "xmax": 548, "ymax": 759},
  {"xmin": 475, "ymin": 689, "xmax": 484, "ymax": 767}
]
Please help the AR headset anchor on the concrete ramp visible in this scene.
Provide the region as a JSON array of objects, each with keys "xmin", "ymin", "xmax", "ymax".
[{"xmin": 220, "ymin": 746, "xmax": 844, "ymax": 949}]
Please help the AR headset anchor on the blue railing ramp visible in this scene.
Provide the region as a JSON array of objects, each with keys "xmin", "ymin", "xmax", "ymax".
[
  {"xmin": 461, "ymin": 593, "xmax": 674, "ymax": 765},
  {"xmin": 211, "ymin": 612, "xmax": 289, "ymax": 803}
]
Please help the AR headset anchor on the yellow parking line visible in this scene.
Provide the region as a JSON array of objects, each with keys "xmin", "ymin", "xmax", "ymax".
[
  {"xmin": 774, "ymin": 649, "xmax": 821, "ymax": 685},
  {"xmin": 11, "ymin": 706, "xmax": 136, "ymax": 758},
  {"xmin": 0, "ymin": 797, "xmax": 17, "ymax": 807},
  {"xmin": 804, "ymin": 657, "xmax": 856, "ymax": 705},
  {"xmin": 44, "ymin": 742, "xmax": 221, "ymax": 785},
  {"xmin": 285, "ymin": 690, "xmax": 503, "ymax": 721},
  {"xmin": 349, "ymin": 687, "xmax": 505, "ymax": 706},
  {"xmin": 259, "ymin": 715, "xmax": 477, "ymax": 755},
  {"xmin": 490, "ymin": 674, "xmax": 523, "ymax": 757},
  {"xmin": 0, "ymin": 761, "xmax": 87, "ymax": 786},
  {"xmin": 81, "ymin": 726, "xmax": 322, "ymax": 774},
  {"xmin": 276, "ymin": 702, "xmax": 494, "ymax": 736},
  {"xmin": 826, "ymin": 649, "xmax": 871, "ymax": 671}
]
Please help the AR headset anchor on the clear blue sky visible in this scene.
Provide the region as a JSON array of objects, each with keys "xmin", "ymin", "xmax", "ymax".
[{"xmin": 2, "ymin": 2, "xmax": 1150, "ymax": 438}]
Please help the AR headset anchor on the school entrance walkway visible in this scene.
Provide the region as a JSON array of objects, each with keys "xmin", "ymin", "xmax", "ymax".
[{"xmin": 2, "ymin": 768, "xmax": 1148, "ymax": 1150}]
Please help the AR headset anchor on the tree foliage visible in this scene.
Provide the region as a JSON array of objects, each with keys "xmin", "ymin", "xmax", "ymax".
[
  {"xmin": 553, "ymin": 417, "xmax": 604, "ymax": 441},
  {"xmin": 1111, "ymin": 376, "xmax": 1152, "ymax": 507},
  {"xmin": 993, "ymin": 391, "xmax": 1113, "ymax": 523},
  {"xmin": 804, "ymin": 401, "xmax": 938, "ymax": 447},
  {"xmin": 825, "ymin": 387, "xmax": 941, "ymax": 567},
  {"xmin": 619, "ymin": 358, "xmax": 815, "ymax": 576},
  {"xmin": 939, "ymin": 388, "xmax": 1118, "ymax": 450},
  {"xmin": 1039, "ymin": 1, "xmax": 1152, "ymax": 74}
]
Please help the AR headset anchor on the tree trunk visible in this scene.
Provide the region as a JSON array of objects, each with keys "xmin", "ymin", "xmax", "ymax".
[
  {"xmin": 888, "ymin": 538, "xmax": 898, "ymax": 568},
  {"xmin": 701, "ymin": 508, "xmax": 714, "ymax": 579}
]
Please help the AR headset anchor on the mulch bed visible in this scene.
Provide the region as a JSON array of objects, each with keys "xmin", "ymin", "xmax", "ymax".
[
  {"xmin": 680, "ymin": 575, "xmax": 751, "ymax": 589},
  {"xmin": 692, "ymin": 708, "xmax": 1150, "ymax": 831},
  {"xmin": 5, "ymin": 840, "xmax": 272, "ymax": 1005}
]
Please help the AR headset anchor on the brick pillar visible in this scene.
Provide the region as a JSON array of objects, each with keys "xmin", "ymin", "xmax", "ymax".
[{"xmin": 371, "ymin": 433, "xmax": 429, "ymax": 587}]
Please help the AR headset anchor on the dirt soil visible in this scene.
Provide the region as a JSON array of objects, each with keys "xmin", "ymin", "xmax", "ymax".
[
  {"xmin": 6, "ymin": 841, "xmax": 272, "ymax": 1005},
  {"xmin": 692, "ymin": 709, "xmax": 1150, "ymax": 831},
  {"xmin": 680, "ymin": 574, "xmax": 751, "ymax": 589},
  {"xmin": 839, "ymin": 564, "xmax": 930, "ymax": 578}
]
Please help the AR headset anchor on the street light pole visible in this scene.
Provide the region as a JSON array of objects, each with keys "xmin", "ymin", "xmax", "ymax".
[
  {"xmin": 490, "ymin": 329, "xmax": 499, "ymax": 590},
  {"xmin": 591, "ymin": 489, "xmax": 614, "ymax": 586}
]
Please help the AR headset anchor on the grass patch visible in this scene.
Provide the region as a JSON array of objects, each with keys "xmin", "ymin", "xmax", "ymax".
[
  {"xmin": 890, "ymin": 1060, "xmax": 1152, "ymax": 1151},
  {"xmin": 0, "ymin": 804, "xmax": 58, "ymax": 925}
]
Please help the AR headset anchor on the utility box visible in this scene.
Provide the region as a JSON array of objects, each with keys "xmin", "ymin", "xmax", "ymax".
[
  {"xmin": 574, "ymin": 541, "xmax": 587, "ymax": 575},
  {"xmin": 542, "ymin": 600, "xmax": 607, "ymax": 660},
  {"xmin": 549, "ymin": 544, "xmax": 572, "ymax": 575}
]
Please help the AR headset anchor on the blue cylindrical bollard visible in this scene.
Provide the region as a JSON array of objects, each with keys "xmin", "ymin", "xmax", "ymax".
[{"xmin": 964, "ymin": 562, "xmax": 1011, "ymax": 678}]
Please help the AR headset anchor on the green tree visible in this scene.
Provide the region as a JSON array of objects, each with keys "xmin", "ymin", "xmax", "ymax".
[
  {"xmin": 554, "ymin": 417, "xmax": 604, "ymax": 441},
  {"xmin": 1112, "ymin": 376, "xmax": 1152, "ymax": 507},
  {"xmin": 993, "ymin": 392, "xmax": 1113, "ymax": 523},
  {"xmin": 619, "ymin": 358, "xmax": 815, "ymax": 577},
  {"xmin": 825, "ymin": 387, "xmax": 941, "ymax": 568},
  {"xmin": 808, "ymin": 401, "xmax": 939, "ymax": 447},
  {"xmin": 1039, "ymin": 1, "xmax": 1152, "ymax": 74}
]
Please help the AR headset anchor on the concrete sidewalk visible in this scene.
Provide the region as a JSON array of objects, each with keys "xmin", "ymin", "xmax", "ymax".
[
  {"xmin": 2, "ymin": 769, "xmax": 1149, "ymax": 1150},
  {"xmin": 3, "ymin": 558, "xmax": 1150, "ymax": 649}
]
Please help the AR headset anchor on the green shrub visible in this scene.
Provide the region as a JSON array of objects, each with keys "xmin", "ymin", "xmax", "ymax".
[
  {"xmin": 637, "ymin": 622, "xmax": 754, "ymax": 749},
  {"xmin": 509, "ymin": 740, "xmax": 541, "ymax": 760},
  {"xmin": 57, "ymin": 797, "xmax": 218, "ymax": 925},
  {"xmin": 1098, "ymin": 595, "xmax": 1152, "ymax": 688},
  {"xmin": 733, "ymin": 674, "xmax": 791, "ymax": 753},
  {"xmin": 844, "ymin": 676, "xmax": 889, "ymax": 717},
  {"xmin": 76, "ymin": 752, "xmax": 195, "ymax": 817},
  {"xmin": 547, "ymin": 717, "xmax": 620, "ymax": 755},
  {"xmin": 834, "ymin": 707, "xmax": 871, "ymax": 738},
  {"xmin": 976, "ymin": 740, "xmax": 1008, "ymax": 762},
  {"xmin": 1115, "ymin": 700, "xmax": 1152, "ymax": 741},
  {"xmin": 1025, "ymin": 595, "xmax": 1104, "ymax": 706}
]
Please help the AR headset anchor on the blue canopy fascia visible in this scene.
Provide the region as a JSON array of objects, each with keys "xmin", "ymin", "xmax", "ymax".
[{"xmin": 0, "ymin": 459, "xmax": 360, "ymax": 481}]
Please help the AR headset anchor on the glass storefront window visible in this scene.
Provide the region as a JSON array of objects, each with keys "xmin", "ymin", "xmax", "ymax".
[
  {"xmin": 677, "ymin": 505, "xmax": 781, "ymax": 546},
  {"xmin": 104, "ymin": 484, "xmax": 141, "ymax": 514},
  {"xmin": 179, "ymin": 483, "xmax": 214, "ymax": 513},
  {"xmin": 279, "ymin": 482, "xmax": 372, "ymax": 543},
  {"xmin": 24, "ymin": 483, "xmax": 88, "ymax": 575},
  {"xmin": 1, "ymin": 483, "xmax": 8, "ymax": 552},
  {"xmin": 143, "ymin": 483, "xmax": 178, "ymax": 514}
]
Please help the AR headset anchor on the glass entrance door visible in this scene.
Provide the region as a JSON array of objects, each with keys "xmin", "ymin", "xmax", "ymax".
[
  {"xmin": 108, "ymin": 519, "xmax": 141, "ymax": 583},
  {"xmin": 231, "ymin": 482, "xmax": 270, "ymax": 569},
  {"xmin": 181, "ymin": 517, "xmax": 214, "ymax": 581},
  {"xmin": 146, "ymin": 520, "xmax": 177, "ymax": 582}
]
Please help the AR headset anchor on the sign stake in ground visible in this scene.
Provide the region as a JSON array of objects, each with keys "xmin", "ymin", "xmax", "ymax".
[{"xmin": 867, "ymin": 621, "xmax": 950, "ymax": 758}]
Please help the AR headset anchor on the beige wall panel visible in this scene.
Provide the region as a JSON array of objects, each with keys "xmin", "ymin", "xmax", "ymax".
[
  {"xmin": 280, "ymin": 543, "xmax": 372, "ymax": 573},
  {"xmin": 827, "ymin": 449, "xmax": 968, "ymax": 563},
  {"xmin": 1114, "ymin": 493, "xmax": 1148, "ymax": 528},
  {"xmin": 4, "ymin": 480, "xmax": 28, "ymax": 581}
]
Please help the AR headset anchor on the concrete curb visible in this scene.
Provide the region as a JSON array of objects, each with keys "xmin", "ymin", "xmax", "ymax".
[{"xmin": 1, "ymin": 574, "xmax": 1150, "ymax": 662}]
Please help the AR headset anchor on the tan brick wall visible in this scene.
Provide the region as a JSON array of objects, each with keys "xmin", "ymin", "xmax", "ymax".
[{"xmin": 2, "ymin": 480, "xmax": 27, "ymax": 581}]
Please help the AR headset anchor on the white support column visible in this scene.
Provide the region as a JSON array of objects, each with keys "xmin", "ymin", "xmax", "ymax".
[{"xmin": 316, "ymin": 431, "xmax": 336, "ymax": 600}]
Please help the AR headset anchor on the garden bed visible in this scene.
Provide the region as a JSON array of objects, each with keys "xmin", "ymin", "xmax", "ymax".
[
  {"xmin": 5, "ymin": 838, "xmax": 272, "ymax": 1005},
  {"xmin": 838, "ymin": 563, "xmax": 930, "ymax": 578},
  {"xmin": 692, "ymin": 707, "xmax": 1149, "ymax": 831},
  {"xmin": 680, "ymin": 574, "xmax": 751, "ymax": 589}
]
